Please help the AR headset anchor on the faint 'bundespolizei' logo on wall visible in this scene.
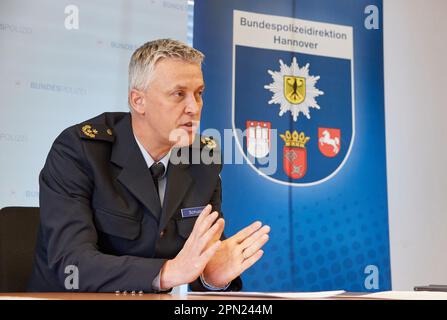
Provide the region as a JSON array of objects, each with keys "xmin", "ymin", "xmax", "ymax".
[
  {"xmin": 30, "ymin": 81, "xmax": 88, "ymax": 95},
  {"xmin": 0, "ymin": 22, "xmax": 33, "ymax": 34},
  {"xmin": 0, "ymin": 132, "xmax": 28, "ymax": 143}
]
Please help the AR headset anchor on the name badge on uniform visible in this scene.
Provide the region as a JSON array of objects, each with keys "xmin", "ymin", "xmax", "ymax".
[{"xmin": 181, "ymin": 206, "xmax": 206, "ymax": 218}]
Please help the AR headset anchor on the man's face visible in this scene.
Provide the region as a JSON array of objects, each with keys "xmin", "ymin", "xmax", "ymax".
[{"xmin": 139, "ymin": 58, "xmax": 204, "ymax": 148}]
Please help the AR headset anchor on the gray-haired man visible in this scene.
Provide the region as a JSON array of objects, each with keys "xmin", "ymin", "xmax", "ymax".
[{"xmin": 28, "ymin": 39, "xmax": 270, "ymax": 292}]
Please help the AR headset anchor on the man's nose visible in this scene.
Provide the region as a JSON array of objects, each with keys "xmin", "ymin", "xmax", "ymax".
[{"xmin": 185, "ymin": 95, "xmax": 201, "ymax": 114}]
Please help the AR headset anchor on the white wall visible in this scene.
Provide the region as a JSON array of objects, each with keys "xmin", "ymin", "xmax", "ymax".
[
  {"xmin": 384, "ymin": 0, "xmax": 447, "ymax": 290},
  {"xmin": 0, "ymin": 0, "xmax": 189, "ymax": 208}
]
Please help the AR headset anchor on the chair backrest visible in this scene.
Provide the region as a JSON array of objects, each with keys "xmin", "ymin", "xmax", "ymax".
[{"xmin": 0, "ymin": 207, "xmax": 40, "ymax": 292}]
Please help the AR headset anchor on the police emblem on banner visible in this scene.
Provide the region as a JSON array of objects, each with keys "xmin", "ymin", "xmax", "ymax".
[{"xmin": 233, "ymin": 48, "xmax": 354, "ymax": 186}]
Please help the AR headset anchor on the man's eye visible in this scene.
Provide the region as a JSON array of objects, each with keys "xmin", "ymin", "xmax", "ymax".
[{"xmin": 173, "ymin": 91, "xmax": 184, "ymax": 97}]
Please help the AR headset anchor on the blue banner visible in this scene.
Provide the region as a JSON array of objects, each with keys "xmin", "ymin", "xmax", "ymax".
[{"xmin": 194, "ymin": 0, "xmax": 390, "ymax": 292}]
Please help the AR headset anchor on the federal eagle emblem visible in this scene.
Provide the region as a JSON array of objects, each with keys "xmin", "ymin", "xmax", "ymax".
[
  {"xmin": 264, "ymin": 57, "xmax": 324, "ymax": 121},
  {"xmin": 284, "ymin": 76, "xmax": 306, "ymax": 104}
]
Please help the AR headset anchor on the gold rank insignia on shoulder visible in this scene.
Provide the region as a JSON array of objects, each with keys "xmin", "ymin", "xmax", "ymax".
[
  {"xmin": 201, "ymin": 136, "xmax": 217, "ymax": 149},
  {"xmin": 78, "ymin": 124, "xmax": 115, "ymax": 142},
  {"xmin": 82, "ymin": 125, "xmax": 98, "ymax": 138}
]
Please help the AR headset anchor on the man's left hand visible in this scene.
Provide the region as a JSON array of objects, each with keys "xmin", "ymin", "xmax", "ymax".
[{"xmin": 202, "ymin": 221, "xmax": 270, "ymax": 288}]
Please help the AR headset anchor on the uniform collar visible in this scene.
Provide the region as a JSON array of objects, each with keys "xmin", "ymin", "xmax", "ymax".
[{"xmin": 134, "ymin": 136, "xmax": 171, "ymax": 178}]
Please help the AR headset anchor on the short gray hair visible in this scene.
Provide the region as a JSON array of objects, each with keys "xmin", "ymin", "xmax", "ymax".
[{"xmin": 128, "ymin": 39, "xmax": 205, "ymax": 91}]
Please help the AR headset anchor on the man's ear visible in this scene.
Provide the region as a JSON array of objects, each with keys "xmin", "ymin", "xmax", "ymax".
[{"xmin": 129, "ymin": 89, "xmax": 145, "ymax": 115}]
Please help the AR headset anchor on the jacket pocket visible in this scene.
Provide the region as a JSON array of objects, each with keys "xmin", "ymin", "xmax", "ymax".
[
  {"xmin": 175, "ymin": 217, "xmax": 197, "ymax": 239},
  {"xmin": 94, "ymin": 208, "xmax": 141, "ymax": 240}
]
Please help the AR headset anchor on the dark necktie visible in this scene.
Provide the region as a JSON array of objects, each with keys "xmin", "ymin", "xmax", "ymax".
[{"xmin": 150, "ymin": 162, "xmax": 165, "ymax": 199}]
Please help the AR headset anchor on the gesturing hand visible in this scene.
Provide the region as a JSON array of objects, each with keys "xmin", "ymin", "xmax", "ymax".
[
  {"xmin": 202, "ymin": 221, "xmax": 270, "ymax": 288},
  {"xmin": 159, "ymin": 204, "xmax": 225, "ymax": 290}
]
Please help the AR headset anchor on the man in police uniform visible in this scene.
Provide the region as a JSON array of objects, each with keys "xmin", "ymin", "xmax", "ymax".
[{"xmin": 28, "ymin": 39, "xmax": 270, "ymax": 292}]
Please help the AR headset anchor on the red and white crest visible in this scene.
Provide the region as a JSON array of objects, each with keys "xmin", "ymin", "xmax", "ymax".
[
  {"xmin": 280, "ymin": 130, "xmax": 310, "ymax": 179},
  {"xmin": 283, "ymin": 146, "xmax": 307, "ymax": 179},
  {"xmin": 246, "ymin": 121, "xmax": 271, "ymax": 158},
  {"xmin": 318, "ymin": 128, "xmax": 341, "ymax": 157}
]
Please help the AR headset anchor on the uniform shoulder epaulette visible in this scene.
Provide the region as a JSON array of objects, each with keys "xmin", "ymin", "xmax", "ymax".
[
  {"xmin": 77, "ymin": 123, "xmax": 115, "ymax": 142},
  {"xmin": 200, "ymin": 135, "xmax": 217, "ymax": 150}
]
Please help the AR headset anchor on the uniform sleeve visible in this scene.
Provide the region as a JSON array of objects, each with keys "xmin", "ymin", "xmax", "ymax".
[{"xmin": 39, "ymin": 129, "xmax": 167, "ymax": 292}]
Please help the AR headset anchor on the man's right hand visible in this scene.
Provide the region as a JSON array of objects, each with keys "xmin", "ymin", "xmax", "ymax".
[{"xmin": 159, "ymin": 204, "xmax": 224, "ymax": 290}]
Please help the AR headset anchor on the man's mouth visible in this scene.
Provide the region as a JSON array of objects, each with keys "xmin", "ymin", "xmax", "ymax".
[{"xmin": 179, "ymin": 121, "xmax": 199, "ymax": 132}]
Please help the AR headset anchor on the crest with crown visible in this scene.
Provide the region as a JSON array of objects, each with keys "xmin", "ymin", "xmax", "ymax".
[{"xmin": 280, "ymin": 130, "xmax": 310, "ymax": 148}]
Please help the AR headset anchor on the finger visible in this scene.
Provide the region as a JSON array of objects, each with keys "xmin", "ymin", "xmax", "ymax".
[
  {"xmin": 233, "ymin": 221, "xmax": 262, "ymax": 243},
  {"xmin": 209, "ymin": 217, "xmax": 225, "ymax": 244},
  {"xmin": 191, "ymin": 204, "xmax": 213, "ymax": 235},
  {"xmin": 195, "ymin": 211, "xmax": 219, "ymax": 237},
  {"xmin": 241, "ymin": 250, "xmax": 264, "ymax": 272},
  {"xmin": 242, "ymin": 233, "xmax": 269, "ymax": 259},
  {"xmin": 195, "ymin": 204, "xmax": 212, "ymax": 225},
  {"xmin": 201, "ymin": 218, "xmax": 225, "ymax": 249},
  {"xmin": 240, "ymin": 225, "xmax": 271, "ymax": 250},
  {"xmin": 196, "ymin": 218, "xmax": 224, "ymax": 254},
  {"xmin": 200, "ymin": 239, "xmax": 222, "ymax": 262}
]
